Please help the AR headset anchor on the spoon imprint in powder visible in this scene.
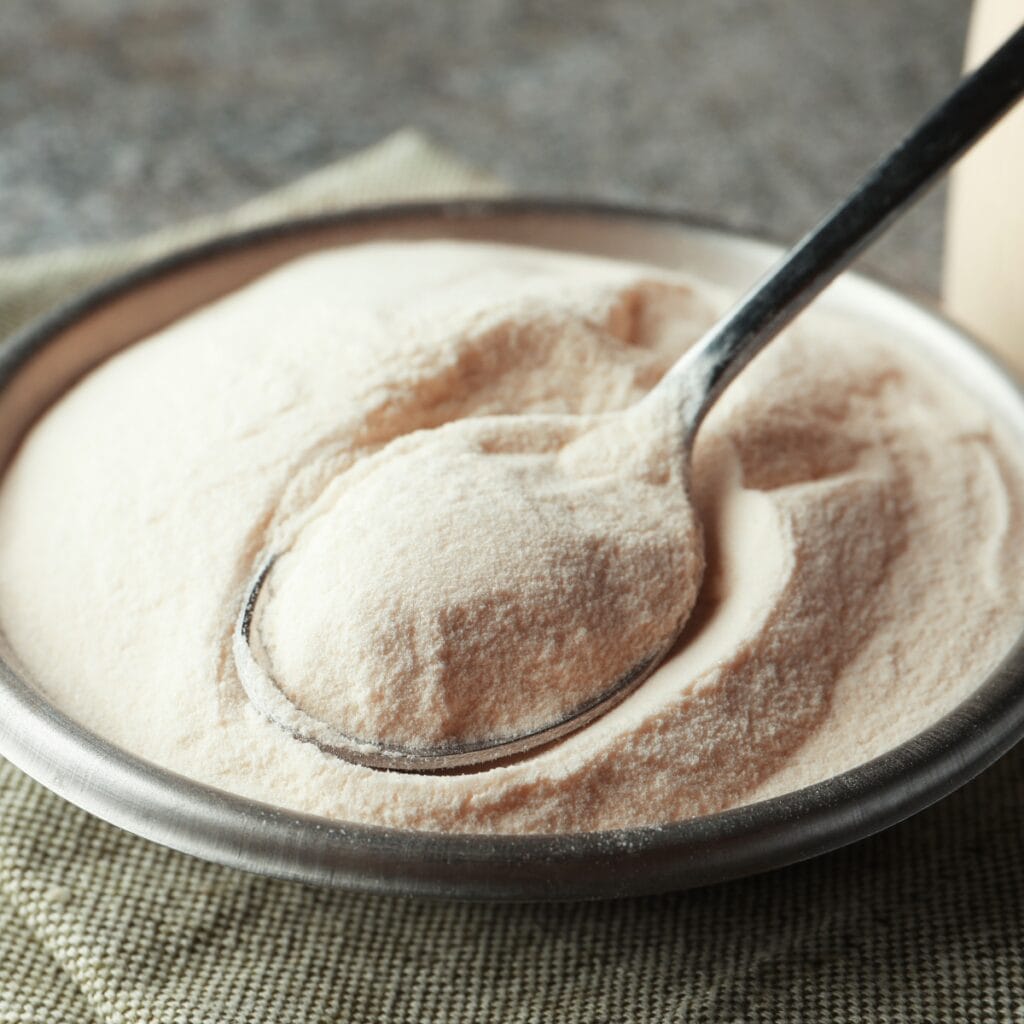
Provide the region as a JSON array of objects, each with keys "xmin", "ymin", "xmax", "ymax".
[{"xmin": 234, "ymin": 24, "xmax": 1024, "ymax": 772}]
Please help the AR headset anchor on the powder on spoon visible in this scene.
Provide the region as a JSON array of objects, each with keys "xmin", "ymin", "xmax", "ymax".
[{"xmin": 252, "ymin": 404, "xmax": 702, "ymax": 750}]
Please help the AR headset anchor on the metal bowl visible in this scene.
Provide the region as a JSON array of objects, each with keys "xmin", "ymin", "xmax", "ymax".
[{"xmin": 1, "ymin": 200, "xmax": 1023, "ymax": 902}]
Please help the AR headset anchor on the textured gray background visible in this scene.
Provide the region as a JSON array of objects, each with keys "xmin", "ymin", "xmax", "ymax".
[{"xmin": 1, "ymin": 1, "xmax": 968, "ymax": 292}]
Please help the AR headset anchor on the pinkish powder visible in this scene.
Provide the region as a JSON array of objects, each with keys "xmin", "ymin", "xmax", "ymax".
[{"xmin": 0, "ymin": 240, "xmax": 1021, "ymax": 834}]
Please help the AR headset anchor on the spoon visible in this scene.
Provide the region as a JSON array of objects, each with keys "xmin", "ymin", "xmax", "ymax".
[{"xmin": 235, "ymin": 23, "xmax": 1024, "ymax": 772}]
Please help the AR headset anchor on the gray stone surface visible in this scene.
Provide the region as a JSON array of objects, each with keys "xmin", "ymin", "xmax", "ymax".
[{"xmin": 1, "ymin": 1, "xmax": 968, "ymax": 292}]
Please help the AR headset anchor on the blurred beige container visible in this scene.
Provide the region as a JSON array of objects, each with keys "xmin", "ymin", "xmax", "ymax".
[{"xmin": 945, "ymin": 1, "xmax": 1024, "ymax": 377}]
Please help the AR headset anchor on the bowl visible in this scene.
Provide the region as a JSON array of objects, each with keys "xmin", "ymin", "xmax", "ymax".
[{"xmin": 1, "ymin": 199, "xmax": 1023, "ymax": 902}]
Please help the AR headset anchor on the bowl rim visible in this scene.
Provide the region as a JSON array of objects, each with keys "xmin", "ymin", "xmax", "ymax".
[{"xmin": 1, "ymin": 196, "xmax": 1023, "ymax": 902}]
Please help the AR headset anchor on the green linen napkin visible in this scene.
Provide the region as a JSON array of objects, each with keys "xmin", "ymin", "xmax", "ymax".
[{"xmin": 1, "ymin": 131, "xmax": 1023, "ymax": 1024}]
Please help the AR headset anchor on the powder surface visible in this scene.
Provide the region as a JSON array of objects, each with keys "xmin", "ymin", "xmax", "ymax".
[
  {"xmin": 0, "ymin": 239, "xmax": 1022, "ymax": 834},
  {"xmin": 255, "ymin": 405, "xmax": 701, "ymax": 750}
]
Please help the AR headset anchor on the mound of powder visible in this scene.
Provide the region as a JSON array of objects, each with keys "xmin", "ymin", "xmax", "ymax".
[
  {"xmin": 0, "ymin": 239, "xmax": 1021, "ymax": 834},
  {"xmin": 254, "ymin": 405, "xmax": 701, "ymax": 750}
]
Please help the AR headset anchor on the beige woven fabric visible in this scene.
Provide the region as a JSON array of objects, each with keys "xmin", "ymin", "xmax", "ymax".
[{"xmin": 1, "ymin": 132, "xmax": 1023, "ymax": 1024}]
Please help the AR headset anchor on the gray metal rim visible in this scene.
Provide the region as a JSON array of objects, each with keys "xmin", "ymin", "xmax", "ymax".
[{"xmin": 0, "ymin": 198, "xmax": 1022, "ymax": 902}]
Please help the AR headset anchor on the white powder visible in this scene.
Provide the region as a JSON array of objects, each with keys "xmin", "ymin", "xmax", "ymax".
[
  {"xmin": 256, "ymin": 404, "xmax": 701, "ymax": 750},
  {"xmin": 0, "ymin": 239, "xmax": 1022, "ymax": 834}
]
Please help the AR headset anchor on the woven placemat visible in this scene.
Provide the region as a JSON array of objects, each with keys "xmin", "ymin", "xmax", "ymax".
[{"xmin": 1, "ymin": 132, "xmax": 1022, "ymax": 1024}]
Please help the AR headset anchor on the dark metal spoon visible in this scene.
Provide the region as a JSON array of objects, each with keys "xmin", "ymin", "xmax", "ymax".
[{"xmin": 235, "ymin": 22, "xmax": 1024, "ymax": 771}]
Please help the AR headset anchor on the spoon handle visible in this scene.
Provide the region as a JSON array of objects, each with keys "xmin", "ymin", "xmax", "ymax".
[{"xmin": 662, "ymin": 20, "xmax": 1024, "ymax": 437}]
